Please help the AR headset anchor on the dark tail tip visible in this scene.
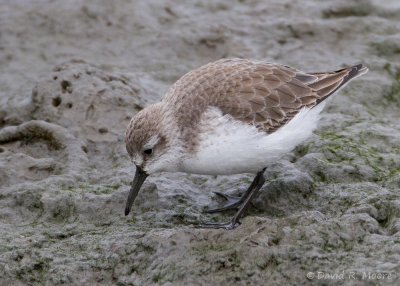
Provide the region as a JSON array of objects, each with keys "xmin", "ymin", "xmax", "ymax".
[
  {"xmin": 349, "ymin": 64, "xmax": 369, "ymax": 78},
  {"xmin": 339, "ymin": 64, "xmax": 368, "ymax": 90},
  {"xmin": 315, "ymin": 64, "xmax": 368, "ymax": 105}
]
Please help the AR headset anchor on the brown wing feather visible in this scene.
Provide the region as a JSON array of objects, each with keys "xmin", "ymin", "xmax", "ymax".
[
  {"xmin": 211, "ymin": 61, "xmax": 367, "ymax": 133},
  {"xmin": 164, "ymin": 59, "xmax": 368, "ymax": 136}
]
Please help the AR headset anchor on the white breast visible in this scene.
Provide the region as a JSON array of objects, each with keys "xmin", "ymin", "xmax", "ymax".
[{"xmin": 181, "ymin": 104, "xmax": 326, "ymax": 175}]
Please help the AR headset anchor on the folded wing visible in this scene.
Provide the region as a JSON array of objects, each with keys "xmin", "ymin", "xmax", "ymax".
[{"xmin": 212, "ymin": 60, "xmax": 368, "ymax": 133}]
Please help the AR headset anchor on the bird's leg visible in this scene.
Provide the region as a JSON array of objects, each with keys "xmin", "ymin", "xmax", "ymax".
[
  {"xmin": 200, "ymin": 168, "xmax": 266, "ymax": 230},
  {"xmin": 206, "ymin": 171, "xmax": 264, "ymax": 213}
]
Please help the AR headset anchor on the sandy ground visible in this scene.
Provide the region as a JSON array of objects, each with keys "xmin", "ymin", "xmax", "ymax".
[{"xmin": 1, "ymin": 0, "xmax": 400, "ymax": 285}]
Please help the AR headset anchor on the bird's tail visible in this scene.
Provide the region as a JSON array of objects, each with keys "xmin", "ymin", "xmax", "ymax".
[{"xmin": 308, "ymin": 64, "xmax": 369, "ymax": 104}]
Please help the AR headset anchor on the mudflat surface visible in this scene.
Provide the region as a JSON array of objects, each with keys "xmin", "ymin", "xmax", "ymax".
[{"xmin": 1, "ymin": 0, "xmax": 400, "ymax": 285}]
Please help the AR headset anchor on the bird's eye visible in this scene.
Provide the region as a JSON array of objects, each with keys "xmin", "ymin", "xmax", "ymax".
[{"xmin": 143, "ymin": 149, "xmax": 153, "ymax": 155}]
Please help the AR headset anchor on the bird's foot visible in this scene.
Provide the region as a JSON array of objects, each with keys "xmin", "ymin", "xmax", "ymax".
[
  {"xmin": 205, "ymin": 191, "xmax": 243, "ymax": 213},
  {"xmin": 198, "ymin": 219, "xmax": 241, "ymax": 230}
]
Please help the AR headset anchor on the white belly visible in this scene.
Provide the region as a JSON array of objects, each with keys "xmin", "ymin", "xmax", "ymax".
[{"xmin": 181, "ymin": 104, "xmax": 325, "ymax": 175}]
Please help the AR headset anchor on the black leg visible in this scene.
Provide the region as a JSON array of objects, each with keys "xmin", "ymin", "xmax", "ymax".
[
  {"xmin": 200, "ymin": 168, "xmax": 266, "ymax": 230},
  {"xmin": 206, "ymin": 171, "xmax": 264, "ymax": 213}
]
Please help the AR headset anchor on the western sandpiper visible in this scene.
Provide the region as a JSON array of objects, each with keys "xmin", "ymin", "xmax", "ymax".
[{"xmin": 124, "ymin": 58, "xmax": 368, "ymax": 230}]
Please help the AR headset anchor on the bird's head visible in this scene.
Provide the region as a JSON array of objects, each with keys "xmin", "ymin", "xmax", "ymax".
[{"xmin": 124, "ymin": 103, "xmax": 182, "ymax": 215}]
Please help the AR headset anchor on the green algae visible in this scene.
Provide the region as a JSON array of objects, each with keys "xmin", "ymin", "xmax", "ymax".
[
  {"xmin": 383, "ymin": 66, "xmax": 400, "ymax": 106},
  {"xmin": 64, "ymin": 184, "xmax": 119, "ymax": 195},
  {"xmin": 316, "ymin": 130, "xmax": 392, "ymax": 183}
]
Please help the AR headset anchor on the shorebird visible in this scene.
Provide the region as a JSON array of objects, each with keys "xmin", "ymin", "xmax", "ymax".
[{"xmin": 124, "ymin": 58, "xmax": 368, "ymax": 230}]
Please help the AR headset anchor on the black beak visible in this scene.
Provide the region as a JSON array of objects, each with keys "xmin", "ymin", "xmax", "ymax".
[{"xmin": 124, "ymin": 166, "xmax": 148, "ymax": 216}]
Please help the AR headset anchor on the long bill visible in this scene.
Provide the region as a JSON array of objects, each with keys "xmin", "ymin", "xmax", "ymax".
[{"xmin": 124, "ymin": 166, "xmax": 148, "ymax": 216}]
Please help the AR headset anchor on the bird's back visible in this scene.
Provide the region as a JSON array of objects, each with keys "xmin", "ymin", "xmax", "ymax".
[{"xmin": 164, "ymin": 58, "xmax": 368, "ymax": 135}]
